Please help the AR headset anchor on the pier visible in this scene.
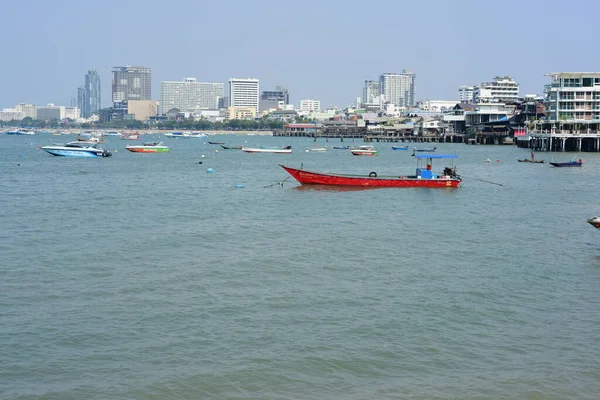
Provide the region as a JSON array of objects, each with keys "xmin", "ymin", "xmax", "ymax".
[{"xmin": 517, "ymin": 132, "xmax": 600, "ymax": 152}]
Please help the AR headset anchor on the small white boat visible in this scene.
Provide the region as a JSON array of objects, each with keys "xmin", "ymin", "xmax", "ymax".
[
  {"xmin": 307, "ymin": 146, "xmax": 327, "ymax": 152},
  {"xmin": 41, "ymin": 141, "xmax": 112, "ymax": 158},
  {"xmin": 242, "ymin": 146, "xmax": 292, "ymax": 154},
  {"xmin": 350, "ymin": 145, "xmax": 378, "ymax": 156}
]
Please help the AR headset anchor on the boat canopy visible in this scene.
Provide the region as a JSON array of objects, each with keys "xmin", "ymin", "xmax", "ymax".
[{"xmin": 414, "ymin": 154, "xmax": 458, "ymax": 159}]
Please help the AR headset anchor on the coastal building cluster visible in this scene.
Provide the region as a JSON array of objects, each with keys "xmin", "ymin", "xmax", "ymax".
[{"xmin": 3, "ymin": 65, "xmax": 600, "ymax": 152}]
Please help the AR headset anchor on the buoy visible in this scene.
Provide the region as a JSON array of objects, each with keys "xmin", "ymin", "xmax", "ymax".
[
  {"xmin": 486, "ymin": 159, "xmax": 491, "ymax": 163},
  {"xmin": 198, "ymin": 161, "xmax": 203, "ymax": 164},
  {"xmin": 236, "ymin": 184, "xmax": 244, "ymax": 188},
  {"xmin": 201, "ymin": 154, "xmax": 205, "ymax": 158},
  {"xmin": 497, "ymin": 159, "xmax": 500, "ymax": 162},
  {"xmin": 207, "ymin": 168, "xmax": 214, "ymax": 173},
  {"xmin": 215, "ymin": 150, "xmax": 219, "ymax": 153}
]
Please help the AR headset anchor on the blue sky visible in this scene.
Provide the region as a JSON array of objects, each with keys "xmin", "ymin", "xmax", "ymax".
[{"xmin": 1, "ymin": 0, "xmax": 598, "ymax": 109}]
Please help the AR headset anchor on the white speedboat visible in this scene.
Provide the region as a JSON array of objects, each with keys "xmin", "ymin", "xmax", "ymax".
[
  {"xmin": 41, "ymin": 141, "xmax": 112, "ymax": 158},
  {"xmin": 242, "ymin": 146, "xmax": 292, "ymax": 154},
  {"xmin": 350, "ymin": 145, "xmax": 378, "ymax": 156},
  {"xmin": 6, "ymin": 129, "xmax": 35, "ymax": 135}
]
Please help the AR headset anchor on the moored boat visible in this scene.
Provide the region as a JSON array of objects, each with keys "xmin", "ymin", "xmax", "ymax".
[
  {"xmin": 332, "ymin": 146, "xmax": 350, "ymax": 150},
  {"xmin": 413, "ymin": 146, "xmax": 437, "ymax": 152},
  {"xmin": 307, "ymin": 146, "xmax": 327, "ymax": 152},
  {"xmin": 41, "ymin": 141, "xmax": 112, "ymax": 158},
  {"xmin": 518, "ymin": 158, "xmax": 544, "ymax": 164},
  {"xmin": 392, "ymin": 146, "xmax": 409, "ymax": 150},
  {"xmin": 125, "ymin": 142, "xmax": 171, "ymax": 153},
  {"xmin": 208, "ymin": 141, "xmax": 225, "ymax": 145},
  {"xmin": 280, "ymin": 154, "xmax": 461, "ymax": 188},
  {"xmin": 242, "ymin": 146, "xmax": 292, "ymax": 154},
  {"xmin": 350, "ymin": 145, "xmax": 378, "ymax": 156},
  {"xmin": 220, "ymin": 145, "xmax": 242, "ymax": 150},
  {"xmin": 5, "ymin": 129, "xmax": 35, "ymax": 135},
  {"xmin": 549, "ymin": 159, "xmax": 583, "ymax": 167},
  {"xmin": 587, "ymin": 215, "xmax": 600, "ymax": 229}
]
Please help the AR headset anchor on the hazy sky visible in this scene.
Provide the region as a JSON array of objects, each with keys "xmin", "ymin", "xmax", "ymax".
[{"xmin": 1, "ymin": 0, "xmax": 598, "ymax": 109}]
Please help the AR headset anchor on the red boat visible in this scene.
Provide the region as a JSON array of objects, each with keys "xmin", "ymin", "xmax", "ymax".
[{"xmin": 280, "ymin": 154, "xmax": 461, "ymax": 188}]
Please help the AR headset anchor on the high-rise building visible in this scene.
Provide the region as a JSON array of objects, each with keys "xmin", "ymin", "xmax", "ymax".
[
  {"xmin": 362, "ymin": 80, "xmax": 380, "ymax": 105},
  {"xmin": 473, "ymin": 76, "xmax": 519, "ymax": 103},
  {"xmin": 228, "ymin": 78, "xmax": 259, "ymax": 113},
  {"xmin": 112, "ymin": 66, "xmax": 152, "ymax": 109},
  {"xmin": 77, "ymin": 70, "xmax": 101, "ymax": 118},
  {"xmin": 297, "ymin": 99, "xmax": 321, "ymax": 112},
  {"xmin": 259, "ymin": 86, "xmax": 289, "ymax": 112},
  {"xmin": 458, "ymin": 86, "xmax": 474, "ymax": 103},
  {"xmin": 159, "ymin": 78, "xmax": 223, "ymax": 115},
  {"xmin": 379, "ymin": 70, "xmax": 416, "ymax": 107},
  {"xmin": 15, "ymin": 103, "xmax": 37, "ymax": 119}
]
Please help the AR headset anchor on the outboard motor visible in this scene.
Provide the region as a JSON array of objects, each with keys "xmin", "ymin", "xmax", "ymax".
[
  {"xmin": 103, "ymin": 150, "xmax": 112, "ymax": 157},
  {"xmin": 443, "ymin": 166, "xmax": 459, "ymax": 179}
]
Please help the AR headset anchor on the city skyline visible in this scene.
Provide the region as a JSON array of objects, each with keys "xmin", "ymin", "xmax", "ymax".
[{"xmin": 0, "ymin": 0, "xmax": 598, "ymax": 109}]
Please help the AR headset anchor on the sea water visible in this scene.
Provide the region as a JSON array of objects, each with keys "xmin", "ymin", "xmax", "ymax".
[{"xmin": 2, "ymin": 133, "xmax": 600, "ymax": 399}]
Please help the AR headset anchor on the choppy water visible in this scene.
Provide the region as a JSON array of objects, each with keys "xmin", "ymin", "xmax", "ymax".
[{"xmin": 2, "ymin": 133, "xmax": 600, "ymax": 399}]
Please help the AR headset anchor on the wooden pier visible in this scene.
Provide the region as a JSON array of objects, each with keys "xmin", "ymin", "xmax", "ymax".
[{"xmin": 517, "ymin": 132, "xmax": 600, "ymax": 152}]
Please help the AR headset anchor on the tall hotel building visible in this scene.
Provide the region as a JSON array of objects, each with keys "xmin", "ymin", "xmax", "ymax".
[
  {"xmin": 112, "ymin": 66, "xmax": 152, "ymax": 108},
  {"xmin": 362, "ymin": 80, "xmax": 380, "ymax": 105},
  {"xmin": 228, "ymin": 78, "xmax": 259, "ymax": 113},
  {"xmin": 458, "ymin": 86, "xmax": 474, "ymax": 103},
  {"xmin": 160, "ymin": 78, "xmax": 224, "ymax": 115},
  {"xmin": 544, "ymin": 72, "xmax": 600, "ymax": 121},
  {"xmin": 77, "ymin": 70, "xmax": 101, "ymax": 118},
  {"xmin": 379, "ymin": 70, "xmax": 416, "ymax": 107},
  {"xmin": 297, "ymin": 99, "xmax": 321, "ymax": 112}
]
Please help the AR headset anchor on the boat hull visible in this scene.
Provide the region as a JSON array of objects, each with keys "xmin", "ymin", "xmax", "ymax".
[
  {"xmin": 280, "ymin": 165, "xmax": 461, "ymax": 188},
  {"xmin": 126, "ymin": 147, "xmax": 170, "ymax": 153},
  {"xmin": 518, "ymin": 159, "xmax": 544, "ymax": 164},
  {"xmin": 242, "ymin": 147, "xmax": 292, "ymax": 154},
  {"xmin": 41, "ymin": 148, "xmax": 110, "ymax": 157},
  {"xmin": 392, "ymin": 146, "xmax": 408, "ymax": 150},
  {"xmin": 350, "ymin": 150, "xmax": 378, "ymax": 156},
  {"xmin": 549, "ymin": 162, "xmax": 582, "ymax": 167}
]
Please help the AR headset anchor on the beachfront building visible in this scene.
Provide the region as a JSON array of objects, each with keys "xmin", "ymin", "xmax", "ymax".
[
  {"xmin": 159, "ymin": 78, "xmax": 223, "ymax": 115},
  {"xmin": 459, "ymin": 86, "xmax": 474, "ymax": 103},
  {"xmin": 36, "ymin": 104, "xmax": 66, "ymax": 120},
  {"xmin": 225, "ymin": 106, "xmax": 257, "ymax": 120},
  {"xmin": 297, "ymin": 99, "xmax": 320, "ymax": 112},
  {"xmin": 259, "ymin": 86, "xmax": 289, "ymax": 112},
  {"xmin": 0, "ymin": 108, "xmax": 25, "ymax": 121},
  {"xmin": 128, "ymin": 100, "xmax": 158, "ymax": 121},
  {"xmin": 64, "ymin": 107, "xmax": 81, "ymax": 120},
  {"xmin": 228, "ymin": 78, "xmax": 259, "ymax": 113},
  {"xmin": 544, "ymin": 72, "xmax": 600, "ymax": 121},
  {"xmin": 473, "ymin": 76, "xmax": 519, "ymax": 103},
  {"xmin": 379, "ymin": 70, "xmax": 416, "ymax": 107},
  {"xmin": 77, "ymin": 70, "xmax": 101, "ymax": 118},
  {"xmin": 15, "ymin": 103, "xmax": 37, "ymax": 119},
  {"xmin": 112, "ymin": 66, "xmax": 152, "ymax": 109}
]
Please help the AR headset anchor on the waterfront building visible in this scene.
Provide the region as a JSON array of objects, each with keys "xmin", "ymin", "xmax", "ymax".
[
  {"xmin": 15, "ymin": 103, "xmax": 36, "ymax": 119},
  {"xmin": 544, "ymin": 72, "xmax": 600, "ymax": 121},
  {"xmin": 228, "ymin": 78, "xmax": 259, "ymax": 113},
  {"xmin": 379, "ymin": 70, "xmax": 416, "ymax": 108},
  {"xmin": 128, "ymin": 100, "xmax": 158, "ymax": 121},
  {"xmin": 112, "ymin": 66, "xmax": 152, "ymax": 109},
  {"xmin": 362, "ymin": 80, "xmax": 380, "ymax": 105},
  {"xmin": 0, "ymin": 108, "xmax": 25, "ymax": 121},
  {"xmin": 416, "ymin": 100, "xmax": 459, "ymax": 112},
  {"xmin": 159, "ymin": 78, "xmax": 223, "ymax": 115},
  {"xmin": 65, "ymin": 107, "xmax": 81, "ymax": 120},
  {"xmin": 297, "ymin": 99, "xmax": 321, "ymax": 112},
  {"xmin": 473, "ymin": 76, "xmax": 519, "ymax": 103},
  {"xmin": 78, "ymin": 70, "xmax": 101, "ymax": 118},
  {"xmin": 225, "ymin": 106, "xmax": 257, "ymax": 120},
  {"xmin": 458, "ymin": 86, "xmax": 474, "ymax": 103},
  {"xmin": 259, "ymin": 86, "xmax": 289, "ymax": 113},
  {"xmin": 36, "ymin": 104, "xmax": 66, "ymax": 120}
]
